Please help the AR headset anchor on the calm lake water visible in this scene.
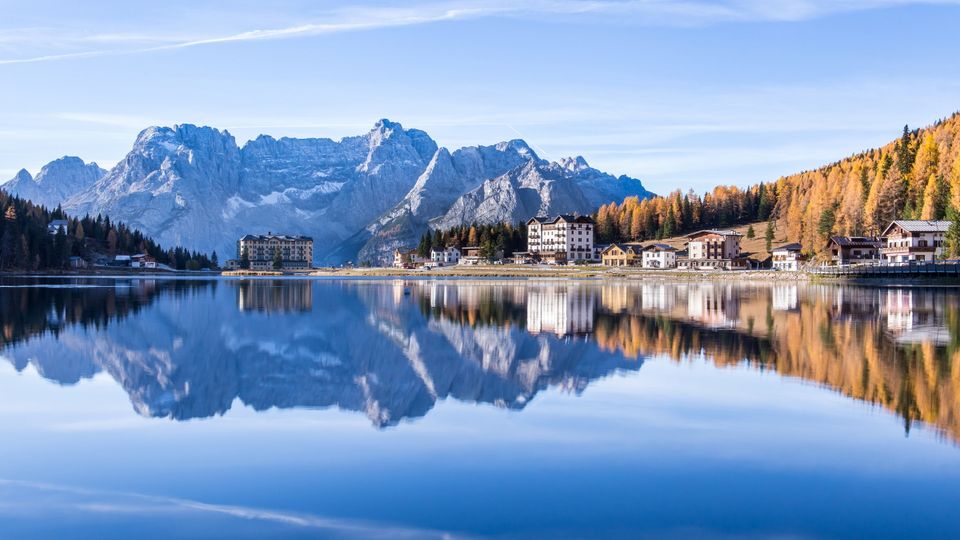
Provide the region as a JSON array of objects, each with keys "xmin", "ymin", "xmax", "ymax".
[{"xmin": 1, "ymin": 276, "xmax": 959, "ymax": 539}]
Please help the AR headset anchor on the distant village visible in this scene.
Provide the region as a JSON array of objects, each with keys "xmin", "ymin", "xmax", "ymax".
[
  {"xmin": 389, "ymin": 215, "xmax": 955, "ymax": 272},
  {"xmin": 82, "ymin": 215, "xmax": 953, "ymax": 274}
]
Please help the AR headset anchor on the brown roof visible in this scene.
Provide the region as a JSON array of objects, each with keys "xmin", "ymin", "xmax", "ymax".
[
  {"xmin": 828, "ymin": 236, "xmax": 882, "ymax": 248},
  {"xmin": 685, "ymin": 229, "xmax": 742, "ymax": 239},
  {"xmin": 643, "ymin": 243, "xmax": 677, "ymax": 252}
]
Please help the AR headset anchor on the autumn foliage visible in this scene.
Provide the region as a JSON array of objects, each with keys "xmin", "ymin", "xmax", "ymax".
[{"xmin": 597, "ymin": 113, "xmax": 960, "ymax": 257}]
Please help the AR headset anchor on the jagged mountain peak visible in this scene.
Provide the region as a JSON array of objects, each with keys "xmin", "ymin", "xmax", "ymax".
[
  {"xmin": 360, "ymin": 119, "xmax": 438, "ymax": 173},
  {"xmin": 133, "ymin": 124, "xmax": 236, "ymax": 152},
  {"xmin": 4, "ymin": 157, "xmax": 105, "ymax": 209},
  {"xmin": 9, "ymin": 119, "xmax": 652, "ymax": 265},
  {"xmin": 12, "ymin": 168, "xmax": 32, "ymax": 183},
  {"xmin": 559, "ymin": 155, "xmax": 590, "ymax": 173},
  {"xmin": 37, "ymin": 156, "xmax": 105, "ymax": 179}
]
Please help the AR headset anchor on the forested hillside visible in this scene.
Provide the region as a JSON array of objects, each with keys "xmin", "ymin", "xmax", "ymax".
[
  {"xmin": 595, "ymin": 113, "xmax": 960, "ymax": 257},
  {"xmin": 0, "ymin": 190, "xmax": 216, "ymax": 271},
  {"xmin": 416, "ymin": 222, "xmax": 527, "ymax": 259}
]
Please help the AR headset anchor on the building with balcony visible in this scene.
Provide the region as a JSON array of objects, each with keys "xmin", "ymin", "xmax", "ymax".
[
  {"xmin": 600, "ymin": 243, "xmax": 642, "ymax": 266},
  {"xmin": 393, "ymin": 248, "xmax": 425, "ymax": 269},
  {"xmin": 771, "ymin": 243, "xmax": 804, "ymax": 271},
  {"xmin": 527, "ymin": 215, "xmax": 595, "ymax": 263},
  {"xmin": 826, "ymin": 236, "xmax": 884, "ymax": 266},
  {"xmin": 677, "ymin": 230, "xmax": 745, "ymax": 270},
  {"xmin": 880, "ymin": 220, "xmax": 951, "ymax": 264},
  {"xmin": 641, "ymin": 243, "xmax": 677, "ymax": 269},
  {"xmin": 238, "ymin": 233, "xmax": 314, "ymax": 270}
]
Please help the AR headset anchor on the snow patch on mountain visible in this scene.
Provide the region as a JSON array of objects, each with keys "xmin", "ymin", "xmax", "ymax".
[{"xmin": 6, "ymin": 120, "xmax": 653, "ymax": 264}]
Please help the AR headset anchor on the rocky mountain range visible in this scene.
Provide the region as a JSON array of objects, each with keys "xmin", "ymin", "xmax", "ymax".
[{"xmin": 2, "ymin": 120, "xmax": 653, "ymax": 264}]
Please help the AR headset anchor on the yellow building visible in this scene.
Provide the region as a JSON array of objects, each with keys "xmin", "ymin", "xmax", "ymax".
[{"xmin": 600, "ymin": 243, "xmax": 644, "ymax": 266}]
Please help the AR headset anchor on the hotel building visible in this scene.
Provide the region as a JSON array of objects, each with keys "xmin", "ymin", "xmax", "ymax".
[
  {"xmin": 678, "ymin": 230, "xmax": 746, "ymax": 270},
  {"xmin": 238, "ymin": 233, "xmax": 314, "ymax": 270},
  {"xmin": 526, "ymin": 215, "xmax": 596, "ymax": 264}
]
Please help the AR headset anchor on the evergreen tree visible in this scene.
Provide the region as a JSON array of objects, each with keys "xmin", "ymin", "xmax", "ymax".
[
  {"xmin": 417, "ymin": 233, "xmax": 432, "ymax": 258},
  {"xmin": 765, "ymin": 220, "xmax": 775, "ymax": 254},
  {"xmin": 945, "ymin": 208, "xmax": 960, "ymax": 259},
  {"xmin": 817, "ymin": 205, "xmax": 837, "ymax": 239}
]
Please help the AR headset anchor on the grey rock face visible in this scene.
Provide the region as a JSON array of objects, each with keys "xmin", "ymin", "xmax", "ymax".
[
  {"xmin": 6, "ymin": 120, "xmax": 652, "ymax": 264},
  {"xmin": 432, "ymin": 157, "xmax": 650, "ymax": 232},
  {"xmin": 356, "ymin": 139, "xmax": 538, "ymax": 263}
]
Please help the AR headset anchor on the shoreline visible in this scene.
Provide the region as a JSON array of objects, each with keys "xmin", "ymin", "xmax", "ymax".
[
  {"xmin": 5, "ymin": 265, "xmax": 959, "ymax": 285},
  {"xmin": 304, "ymin": 266, "xmax": 812, "ymax": 281}
]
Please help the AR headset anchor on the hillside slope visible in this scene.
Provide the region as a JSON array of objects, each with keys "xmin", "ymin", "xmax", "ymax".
[{"xmin": 596, "ymin": 113, "xmax": 960, "ymax": 257}]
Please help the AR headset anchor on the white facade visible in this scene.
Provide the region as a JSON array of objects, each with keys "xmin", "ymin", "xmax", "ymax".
[
  {"xmin": 641, "ymin": 244, "xmax": 677, "ymax": 269},
  {"xmin": 771, "ymin": 243, "xmax": 803, "ymax": 271},
  {"xmin": 430, "ymin": 246, "xmax": 461, "ymax": 265},
  {"xmin": 527, "ymin": 215, "xmax": 596, "ymax": 263},
  {"xmin": 881, "ymin": 220, "xmax": 951, "ymax": 264}
]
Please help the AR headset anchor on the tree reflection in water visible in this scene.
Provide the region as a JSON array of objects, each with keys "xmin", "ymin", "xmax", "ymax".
[{"xmin": 1, "ymin": 277, "xmax": 957, "ymax": 441}]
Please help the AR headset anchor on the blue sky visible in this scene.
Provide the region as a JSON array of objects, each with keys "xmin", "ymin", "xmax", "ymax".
[{"xmin": 1, "ymin": 0, "xmax": 958, "ymax": 195}]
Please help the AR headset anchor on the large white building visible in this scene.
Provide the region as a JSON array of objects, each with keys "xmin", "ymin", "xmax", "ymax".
[
  {"xmin": 526, "ymin": 215, "xmax": 596, "ymax": 263},
  {"xmin": 880, "ymin": 220, "xmax": 951, "ymax": 263},
  {"xmin": 430, "ymin": 246, "xmax": 461, "ymax": 266},
  {"xmin": 238, "ymin": 233, "xmax": 314, "ymax": 270}
]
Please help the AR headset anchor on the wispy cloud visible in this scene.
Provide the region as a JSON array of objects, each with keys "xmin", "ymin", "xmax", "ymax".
[
  {"xmin": 0, "ymin": 4, "xmax": 498, "ymax": 65},
  {"xmin": 1, "ymin": 0, "xmax": 957, "ymax": 65}
]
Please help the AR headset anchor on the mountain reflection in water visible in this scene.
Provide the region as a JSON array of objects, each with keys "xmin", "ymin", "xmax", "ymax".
[{"xmin": 1, "ymin": 277, "xmax": 958, "ymax": 440}]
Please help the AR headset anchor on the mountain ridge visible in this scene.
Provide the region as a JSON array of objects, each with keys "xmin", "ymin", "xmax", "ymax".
[{"xmin": 3, "ymin": 120, "xmax": 653, "ymax": 264}]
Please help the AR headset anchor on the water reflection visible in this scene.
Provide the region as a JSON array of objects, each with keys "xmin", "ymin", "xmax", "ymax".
[
  {"xmin": 237, "ymin": 279, "xmax": 313, "ymax": 312},
  {"xmin": 1, "ymin": 277, "xmax": 959, "ymax": 441}
]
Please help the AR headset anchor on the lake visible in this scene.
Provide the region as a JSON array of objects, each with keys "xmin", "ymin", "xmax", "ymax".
[{"xmin": 1, "ymin": 276, "xmax": 959, "ymax": 539}]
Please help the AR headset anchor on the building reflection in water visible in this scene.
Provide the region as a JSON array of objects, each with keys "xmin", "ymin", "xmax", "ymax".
[
  {"xmin": 526, "ymin": 285, "xmax": 595, "ymax": 337},
  {"xmin": 883, "ymin": 288, "xmax": 950, "ymax": 344},
  {"xmin": 236, "ymin": 279, "xmax": 313, "ymax": 312},
  {"xmin": 686, "ymin": 284, "xmax": 740, "ymax": 328},
  {"xmin": 2, "ymin": 277, "xmax": 960, "ymax": 441},
  {"xmin": 771, "ymin": 285, "xmax": 798, "ymax": 312}
]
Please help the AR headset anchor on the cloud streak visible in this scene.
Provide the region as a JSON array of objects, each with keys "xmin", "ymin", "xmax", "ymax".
[{"xmin": 1, "ymin": 0, "xmax": 957, "ymax": 65}]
